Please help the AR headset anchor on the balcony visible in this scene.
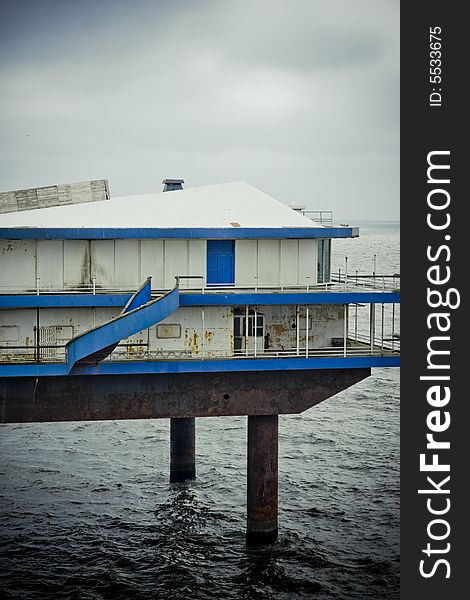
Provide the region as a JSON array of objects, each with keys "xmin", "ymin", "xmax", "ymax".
[
  {"xmin": 0, "ymin": 271, "xmax": 400, "ymax": 296},
  {"xmin": 0, "ymin": 300, "xmax": 399, "ymax": 366}
]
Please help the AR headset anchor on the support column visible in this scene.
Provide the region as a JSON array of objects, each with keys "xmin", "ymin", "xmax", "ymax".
[
  {"xmin": 170, "ymin": 417, "xmax": 196, "ymax": 483},
  {"xmin": 246, "ymin": 414, "xmax": 278, "ymax": 545}
]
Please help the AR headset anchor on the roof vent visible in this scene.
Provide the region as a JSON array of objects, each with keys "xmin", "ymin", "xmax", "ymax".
[
  {"xmin": 162, "ymin": 179, "xmax": 184, "ymax": 192},
  {"xmin": 287, "ymin": 203, "xmax": 306, "ymax": 214}
]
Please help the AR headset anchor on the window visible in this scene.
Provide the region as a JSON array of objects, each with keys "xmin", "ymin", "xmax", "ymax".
[
  {"xmin": 234, "ymin": 314, "xmax": 265, "ymax": 337},
  {"xmin": 156, "ymin": 324, "xmax": 181, "ymax": 339},
  {"xmin": 317, "ymin": 239, "xmax": 331, "ymax": 283},
  {"xmin": 0, "ymin": 325, "xmax": 20, "ymax": 342}
]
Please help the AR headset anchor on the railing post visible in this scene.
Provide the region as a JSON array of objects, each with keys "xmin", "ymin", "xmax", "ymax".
[
  {"xmin": 35, "ymin": 308, "xmax": 40, "ymax": 363},
  {"xmin": 373, "ymin": 254, "xmax": 377, "ymax": 289},
  {"xmin": 381, "ymin": 303, "xmax": 384, "ymax": 356},
  {"xmin": 36, "ymin": 277, "xmax": 40, "ymax": 296},
  {"xmin": 296, "ymin": 306, "xmax": 300, "ymax": 356},
  {"xmin": 254, "ymin": 308, "xmax": 258, "ymax": 358},
  {"xmin": 305, "ymin": 307, "xmax": 309, "ymax": 357},
  {"xmin": 245, "ymin": 305, "xmax": 249, "ymax": 356},
  {"xmin": 201, "ymin": 307, "xmax": 205, "ymax": 359},
  {"xmin": 92, "ymin": 277, "xmax": 96, "ymax": 295},
  {"xmin": 370, "ymin": 304, "xmax": 376, "ymax": 354},
  {"xmin": 355, "ymin": 303, "xmax": 358, "ymax": 341}
]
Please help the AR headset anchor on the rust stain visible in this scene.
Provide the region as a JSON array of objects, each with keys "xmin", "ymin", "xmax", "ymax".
[
  {"xmin": 185, "ymin": 330, "xmax": 199, "ymax": 355},
  {"xmin": 0, "ymin": 369, "xmax": 372, "ymax": 422}
]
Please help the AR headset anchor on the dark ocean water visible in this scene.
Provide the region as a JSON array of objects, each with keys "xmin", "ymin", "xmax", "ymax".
[{"xmin": 0, "ymin": 222, "xmax": 399, "ymax": 599}]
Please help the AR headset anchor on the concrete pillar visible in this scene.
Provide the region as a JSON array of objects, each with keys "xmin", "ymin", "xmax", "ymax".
[
  {"xmin": 246, "ymin": 414, "xmax": 278, "ymax": 545},
  {"xmin": 170, "ymin": 417, "xmax": 196, "ymax": 482}
]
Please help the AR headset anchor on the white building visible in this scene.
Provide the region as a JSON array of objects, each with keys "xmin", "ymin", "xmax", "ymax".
[{"xmin": 0, "ymin": 179, "xmax": 399, "ymax": 374}]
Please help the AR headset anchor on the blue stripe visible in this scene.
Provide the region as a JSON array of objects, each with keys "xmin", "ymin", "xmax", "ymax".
[
  {"xmin": 0, "ymin": 355, "xmax": 400, "ymax": 378},
  {"xmin": 179, "ymin": 292, "xmax": 400, "ymax": 305},
  {"xmin": 0, "ymin": 291, "xmax": 400, "ymax": 309},
  {"xmin": 0, "ymin": 227, "xmax": 358, "ymax": 240},
  {"xmin": 0, "ymin": 294, "xmax": 131, "ymax": 308}
]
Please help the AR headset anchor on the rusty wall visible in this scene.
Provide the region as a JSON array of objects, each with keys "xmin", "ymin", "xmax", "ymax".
[{"xmin": 0, "ymin": 368, "xmax": 371, "ymax": 422}]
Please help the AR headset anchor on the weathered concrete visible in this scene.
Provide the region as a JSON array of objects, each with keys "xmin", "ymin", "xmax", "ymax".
[
  {"xmin": 170, "ymin": 417, "xmax": 196, "ymax": 482},
  {"xmin": 246, "ymin": 414, "xmax": 278, "ymax": 545},
  {"xmin": 0, "ymin": 179, "xmax": 109, "ymax": 214},
  {"xmin": 0, "ymin": 368, "xmax": 370, "ymax": 423}
]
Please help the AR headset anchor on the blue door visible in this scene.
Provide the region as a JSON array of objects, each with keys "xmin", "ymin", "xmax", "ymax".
[{"xmin": 207, "ymin": 240, "xmax": 235, "ymax": 285}]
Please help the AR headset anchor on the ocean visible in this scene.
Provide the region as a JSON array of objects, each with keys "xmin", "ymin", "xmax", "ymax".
[{"xmin": 0, "ymin": 222, "xmax": 400, "ymax": 599}]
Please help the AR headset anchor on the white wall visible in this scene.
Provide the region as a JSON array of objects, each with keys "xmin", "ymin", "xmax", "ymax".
[
  {"xmin": 298, "ymin": 240, "xmax": 316, "ymax": 287},
  {"xmin": 280, "ymin": 240, "xmax": 298, "ymax": 286},
  {"xmin": 140, "ymin": 240, "xmax": 164, "ymax": 288},
  {"xmin": 236, "ymin": 305, "xmax": 344, "ymax": 352},
  {"xmin": 0, "ymin": 240, "xmax": 36, "ymax": 291},
  {"xmin": 0, "ymin": 306, "xmax": 234, "ymax": 361},
  {"xmin": 0, "ymin": 304, "xmax": 345, "ymax": 363},
  {"xmin": 235, "ymin": 240, "xmax": 257, "ymax": 286},
  {"xmin": 64, "ymin": 241, "xmax": 90, "ymax": 288},
  {"xmin": 91, "ymin": 240, "xmax": 114, "ymax": 287},
  {"xmin": 90, "ymin": 239, "xmax": 207, "ymax": 290},
  {"xmin": 37, "ymin": 241, "xmax": 63, "ymax": 289},
  {"xmin": 0, "ymin": 236, "xmax": 319, "ymax": 292},
  {"xmin": 258, "ymin": 240, "xmax": 280, "ymax": 285},
  {"xmin": 235, "ymin": 239, "xmax": 317, "ymax": 287}
]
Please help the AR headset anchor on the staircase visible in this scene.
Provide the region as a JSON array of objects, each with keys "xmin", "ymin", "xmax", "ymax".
[{"xmin": 66, "ymin": 278, "xmax": 179, "ymax": 372}]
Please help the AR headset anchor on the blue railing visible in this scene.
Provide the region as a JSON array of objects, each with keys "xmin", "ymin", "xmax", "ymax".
[{"xmin": 65, "ymin": 279, "xmax": 179, "ymax": 372}]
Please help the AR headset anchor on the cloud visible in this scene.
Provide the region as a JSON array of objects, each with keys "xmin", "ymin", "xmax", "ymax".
[{"xmin": 0, "ymin": 0, "xmax": 399, "ymax": 220}]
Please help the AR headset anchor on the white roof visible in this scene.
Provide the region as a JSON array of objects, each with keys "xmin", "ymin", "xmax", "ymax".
[{"xmin": 0, "ymin": 181, "xmax": 323, "ymax": 229}]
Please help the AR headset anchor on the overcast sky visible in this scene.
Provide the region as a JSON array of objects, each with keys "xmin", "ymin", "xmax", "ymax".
[{"xmin": 0, "ymin": 0, "xmax": 399, "ymax": 221}]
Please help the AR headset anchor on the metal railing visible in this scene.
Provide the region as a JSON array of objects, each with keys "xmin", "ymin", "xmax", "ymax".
[
  {"xmin": 1, "ymin": 301, "xmax": 400, "ymax": 365},
  {"xmin": 0, "ymin": 340, "xmax": 399, "ymax": 364},
  {"xmin": 0, "ymin": 270, "xmax": 400, "ymax": 296},
  {"xmin": 332, "ymin": 271, "xmax": 400, "ymax": 293},
  {"xmin": 302, "ymin": 210, "xmax": 334, "ymax": 226}
]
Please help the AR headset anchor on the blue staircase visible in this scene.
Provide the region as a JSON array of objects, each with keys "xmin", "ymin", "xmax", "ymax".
[{"xmin": 66, "ymin": 278, "xmax": 179, "ymax": 372}]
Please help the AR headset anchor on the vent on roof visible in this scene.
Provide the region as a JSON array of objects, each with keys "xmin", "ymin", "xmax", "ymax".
[
  {"xmin": 162, "ymin": 179, "xmax": 184, "ymax": 192},
  {"xmin": 287, "ymin": 203, "xmax": 306, "ymax": 214},
  {"xmin": 0, "ymin": 179, "xmax": 110, "ymax": 214}
]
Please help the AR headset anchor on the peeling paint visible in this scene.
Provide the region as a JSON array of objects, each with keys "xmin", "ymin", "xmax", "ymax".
[{"xmin": 185, "ymin": 329, "xmax": 199, "ymax": 355}]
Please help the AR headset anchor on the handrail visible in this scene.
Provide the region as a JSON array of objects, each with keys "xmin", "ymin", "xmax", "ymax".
[
  {"xmin": 0, "ymin": 271, "xmax": 400, "ymax": 296},
  {"xmin": 302, "ymin": 210, "xmax": 334, "ymax": 226},
  {"xmin": 122, "ymin": 276, "xmax": 152, "ymax": 312},
  {"xmin": 65, "ymin": 279, "xmax": 179, "ymax": 372}
]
